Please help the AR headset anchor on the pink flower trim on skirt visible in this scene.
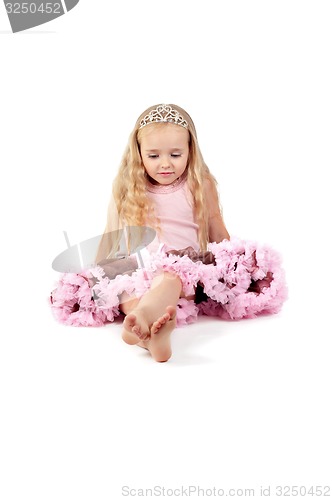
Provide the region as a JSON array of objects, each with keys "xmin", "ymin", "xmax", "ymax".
[{"xmin": 49, "ymin": 237, "xmax": 287, "ymax": 327}]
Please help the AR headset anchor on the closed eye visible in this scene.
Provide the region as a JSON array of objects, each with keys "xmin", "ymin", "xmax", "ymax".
[{"xmin": 147, "ymin": 154, "xmax": 182, "ymax": 158}]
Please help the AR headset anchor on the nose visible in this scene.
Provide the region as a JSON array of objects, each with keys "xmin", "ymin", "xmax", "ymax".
[{"xmin": 161, "ymin": 156, "xmax": 170, "ymax": 169}]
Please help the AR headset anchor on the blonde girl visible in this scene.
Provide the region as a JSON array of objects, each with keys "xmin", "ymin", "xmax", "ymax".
[
  {"xmin": 51, "ymin": 104, "xmax": 286, "ymax": 361},
  {"xmin": 96, "ymin": 104, "xmax": 230, "ymax": 362}
]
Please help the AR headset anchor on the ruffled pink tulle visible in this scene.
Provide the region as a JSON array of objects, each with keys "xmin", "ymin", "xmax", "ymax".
[{"xmin": 49, "ymin": 237, "xmax": 287, "ymax": 328}]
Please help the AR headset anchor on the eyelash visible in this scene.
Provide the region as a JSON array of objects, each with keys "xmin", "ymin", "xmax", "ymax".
[{"xmin": 148, "ymin": 154, "xmax": 182, "ymax": 158}]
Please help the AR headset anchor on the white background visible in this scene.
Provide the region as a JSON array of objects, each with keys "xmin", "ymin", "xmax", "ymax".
[{"xmin": 1, "ymin": 1, "xmax": 331, "ymax": 499}]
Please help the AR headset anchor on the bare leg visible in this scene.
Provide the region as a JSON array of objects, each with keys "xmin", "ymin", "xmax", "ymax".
[{"xmin": 121, "ymin": 272, "xmax": 182, "ymax": 362}]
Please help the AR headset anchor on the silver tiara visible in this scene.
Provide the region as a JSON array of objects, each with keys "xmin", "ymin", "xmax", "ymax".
[{"xmin": 139, "ymin": 104, "xmax": 189, "ymax": 129}]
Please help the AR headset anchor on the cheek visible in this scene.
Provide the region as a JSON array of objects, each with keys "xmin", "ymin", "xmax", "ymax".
[{"xmin": 143, "ymin": 159, "xmax": 153, "ymax": 172}]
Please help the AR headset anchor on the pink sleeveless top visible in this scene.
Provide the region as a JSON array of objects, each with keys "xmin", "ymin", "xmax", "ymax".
[{"xmin": 145, "ymin": 175, "xmax": 199, "ymax": 253}]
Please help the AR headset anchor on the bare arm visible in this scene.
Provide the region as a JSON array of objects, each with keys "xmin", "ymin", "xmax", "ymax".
[
  {"xmin": 204, "ymin": 177, "xmax": 230, "ymax": 243},
  {"xmin": 95, "ymin": 195, "xmax": 122, "ymax": 264}
]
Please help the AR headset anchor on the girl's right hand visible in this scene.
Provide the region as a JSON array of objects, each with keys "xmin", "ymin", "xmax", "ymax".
[{"xmin": 166, "ymin": 247, "xmax": 216, "ymax": 265}]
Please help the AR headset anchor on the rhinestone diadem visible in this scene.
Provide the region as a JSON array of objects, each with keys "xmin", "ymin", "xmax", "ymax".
[{"xmin": 139, "ymin": 104, "xmax": 189, "ymax": 129}]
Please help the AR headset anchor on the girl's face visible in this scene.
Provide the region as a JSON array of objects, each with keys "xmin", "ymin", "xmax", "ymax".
[{"xmin": 139, "ymin": 124, "xmax": 189, "ymax": 186}]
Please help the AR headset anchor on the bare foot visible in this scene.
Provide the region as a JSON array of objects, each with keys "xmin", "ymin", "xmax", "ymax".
[
  {"xmin": 145, "ymin": 306, "xmax": 176, "ymax": 363},
  {"xmin": 136, "ymin": 306, "xmax": 176, "ymax": 350},
  {"xmin": 121, "ymin": 310, "xmax": 150, "ymax": 345},
  {"xmin": 150, "ymin": 306, "xmax": 175, "ymax": 335},
  {"xmin": 127, "ymin": 306, "xmax": 176, "ymax": 362},
  {"xmin": 122, "ymin": 306, "xmax": 176, "ymax": 345}
]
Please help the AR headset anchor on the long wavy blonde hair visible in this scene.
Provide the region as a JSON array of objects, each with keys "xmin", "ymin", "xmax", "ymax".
[{"xmin": 96, "ymin": 104, "xmax": 220, "ymax": 262}]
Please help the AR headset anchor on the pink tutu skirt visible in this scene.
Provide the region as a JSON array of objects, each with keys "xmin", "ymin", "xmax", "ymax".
[{"xmin": 49, "ymin": 237, "xmax": 288, "ymax": 327}]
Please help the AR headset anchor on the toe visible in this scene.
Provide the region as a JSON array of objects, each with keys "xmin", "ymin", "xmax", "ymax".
[
  {"xmin": 150, "ymin": 325, "xmax": 157, "ymax": 335},
  {"xmin": 160, "ymin": 314, "xmax": 169, "ymax": 325},
  {"xmin": 141, "ymin": 331, "xmax": 150, "ymax": 340},
  {"xmin": 132, "ymin": 325, "xmax": 140, "ymax": 336},
  {"xmin": 125, "ymin": 313, "xmax": 137, "ymax": 329},
  {"xmin": 151, "ymin": 312, "xmax": 171, "ymax": 335},
  {"xmin": 150, "ymin": 321, "xmax": 160, "ymax": 335},
  {"xmin": 166, "ymin": 306, "xmax": 176, "ymax": 320}
]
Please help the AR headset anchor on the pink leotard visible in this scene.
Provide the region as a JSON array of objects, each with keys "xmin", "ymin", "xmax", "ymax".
[{"xmin": 145, "ymin": 175, "xmax": 199, "ymax": 253}]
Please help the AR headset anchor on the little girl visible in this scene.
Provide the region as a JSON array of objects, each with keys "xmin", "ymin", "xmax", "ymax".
[
  {"xmin": 97, "ymin": 103, "xmax": 231, "ymax": 362},
  {"xmin": 51, "ymin": 104, "xmax": 287, "ymax": 362}
]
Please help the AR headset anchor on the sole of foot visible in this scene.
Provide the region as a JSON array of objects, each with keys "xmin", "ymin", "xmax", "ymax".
[
  {"xmin": 122, "ymin": 306, "xmax": 176, "ymax": 362},
  {"xmin": 145, "ymin": 306, "xmax": 176, "ymax": 362}
]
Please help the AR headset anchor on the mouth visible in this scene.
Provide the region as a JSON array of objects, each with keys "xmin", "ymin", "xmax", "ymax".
[{"xmin": 158, "ymin": 172, "xmax": 174, "ymax": 176}]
